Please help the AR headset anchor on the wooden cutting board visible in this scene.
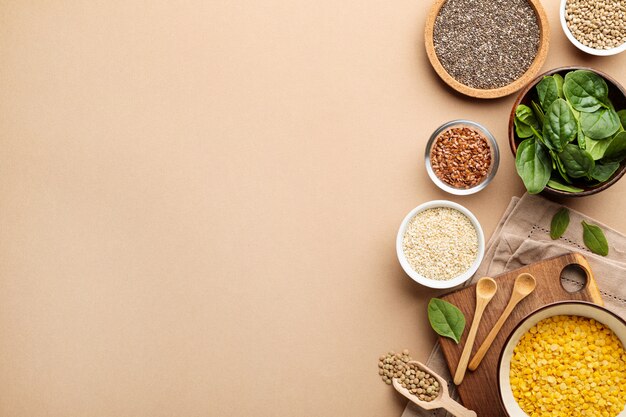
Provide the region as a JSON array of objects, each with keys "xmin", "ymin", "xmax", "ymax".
[{"xmin": 439, "ymin": 252, "xmax": 603, "ymax": 417}]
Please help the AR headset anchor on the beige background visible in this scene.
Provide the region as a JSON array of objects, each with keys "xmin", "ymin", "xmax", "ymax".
[{"xmin": 0, "ymin": 1, "xmax": 625, "ymax": 416}]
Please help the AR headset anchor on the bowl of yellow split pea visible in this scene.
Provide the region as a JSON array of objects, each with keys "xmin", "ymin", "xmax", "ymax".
[{"xmin": 498, "ymin": 301, "xmax": 626, "ymax": 417}]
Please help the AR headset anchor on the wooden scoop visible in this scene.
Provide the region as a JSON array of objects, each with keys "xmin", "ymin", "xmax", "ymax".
[
  {"xmin": 393, "ymin": 361, "xmax": 477, "ymax": 417},
  {"xmin": 453, "ymin": 277, "xmax": 497, "ymax": 385},
  {"xmin": 468, "ymin": 273, "xmax": 537, "ymax": 371}
]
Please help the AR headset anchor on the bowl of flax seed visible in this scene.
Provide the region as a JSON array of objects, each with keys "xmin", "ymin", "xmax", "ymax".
[{"xmin": 425, "ymin": 120, "xmax": 500, "ymax": 195}]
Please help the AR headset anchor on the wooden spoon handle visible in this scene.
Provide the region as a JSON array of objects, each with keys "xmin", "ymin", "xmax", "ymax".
[
  {"xmin": 468, "ymin": 294, "xmax": 521, "ymax": 371},
  {"xmin": 439, "ymin": 396, "xmax": 477, "ymax": 417},
  {"xmin": 453, "ymin": 298, "xmax": 487, "ymax": 385}
]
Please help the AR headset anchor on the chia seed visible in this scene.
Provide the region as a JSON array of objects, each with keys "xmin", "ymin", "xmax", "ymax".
[{"xmin": 433, "ymin": 0, "xmax": 540, "ymax": 90}]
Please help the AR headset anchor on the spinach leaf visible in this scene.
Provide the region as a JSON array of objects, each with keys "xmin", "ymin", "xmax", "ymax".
[
  {"xmin": 543, "ymin": 99, "xmax": 577, "ymax": 151},
  {"xmin": 554, "ymin": 153, "xmax": 572, "ymax": 183},
  {"xmin": 564, "ymin": 70, "xmax": 609, "ymax": 113},
  {"xmin": 515, "ymin": 117, "xmax": 534, "ymax": 138},
  {"xmin": 577, "ymin": 123, "xmax": 586, "ymax": 149},
  {"xmin": 591, "ymin": 161, "xmax": 620, "ymax": 182},
  {"xmin": 516, "ymin": 105, "xmax": 541, "ymax": 131},
  {"xmin": 531, "ymin": 101, "xmax": 545, "ymax": 128},
  {"xmin": 618, "ymin": 109, "xmax": 626, "ymax": 130},
  {"xmin": 558, "ymin": 144, "xmax": 595, "ymax": 178},
  {"xmin": 537, "ymin": 76, "xmax": 560, "ymax": 110},
  {"xmin": 586, "ymin": 136, "xmax": 614, "ymax": 160},
  {"xmin": 550, "ymin": 208, "xmax": 570, "ymax": 240},
  {"xmin": 427, "ymin": 298, "xmax": 465, "ymax": 344},
  {"xmin": 515, "ymin": 139, "xmax": 552, "ymax": 194},
  {"xmin": 553, "ymin": 73, "xmax": 565, "ymax": 99},
  {"xmin": 547, "ymin": 180, "xmax": 583, "ymax": 192},
  {"xmin": 582, "ymin": 221, "xmax": 609, "ymax": 256},
  {"xmin": 603, "ymin": 132, "xmax": 626, "ymax": 161},
  {"xmin": 580, "ymin": 107, "xmax": 621, "ymax": 140}
]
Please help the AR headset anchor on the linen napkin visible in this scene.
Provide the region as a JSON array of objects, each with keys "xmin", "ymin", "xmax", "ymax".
[{"xmin": 402, "ymin": 193, "xmax": 626, "ymax": 417}]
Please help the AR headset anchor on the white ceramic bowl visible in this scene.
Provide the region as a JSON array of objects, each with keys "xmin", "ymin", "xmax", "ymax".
[
  {"xmin": 560, "ymin": 0, "xmax": 626, "ymax": 56},
  {"xmin": 498, "ymin": 301, "xmax": 626, "ymax": 417},
  {"xmin": 396, "ymin": 200, "xmax": 485, "ymax": 289}
]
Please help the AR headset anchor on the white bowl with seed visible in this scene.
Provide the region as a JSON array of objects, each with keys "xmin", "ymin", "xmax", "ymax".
[
  {"xmin": 396, "ymin": 200, "xmax": 484, "ymax": 289},
  {"xmin": 560, "ymin": 0, "xmax": 626, "ymax": 56},
  {"xmin": 425, "ymin": 120, "xmax": 499, "ymax": 195}
]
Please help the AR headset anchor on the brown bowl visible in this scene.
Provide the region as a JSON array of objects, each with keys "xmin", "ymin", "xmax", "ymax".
[
  {"xmin": 509, "ymin": 66, "xmax": 626, "ymax": 197},
  {"xmin": 424, "ymin": 0, "xmax": 550, "ymax": 99}
]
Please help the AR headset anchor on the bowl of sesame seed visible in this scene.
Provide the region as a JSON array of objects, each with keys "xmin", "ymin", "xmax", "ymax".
[
  {"xmin": 396, "ymin": 200, "xmax": 485, "ymax": 289},
  {"xmin": 426, "ymin": 120, "xmax": 500, "ymax": 195},
  {"xmin": 561, "ymin": 0, "xmax": 626, "ymax": 56}
]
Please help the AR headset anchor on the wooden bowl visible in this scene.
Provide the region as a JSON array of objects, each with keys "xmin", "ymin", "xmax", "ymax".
[
  {"xmin": 508, "ymin": 66, "xmax": 626, "ymax": 198},
  {"xmin": 424, "ymin": 0, "xmax": 550, "ymax": 99}
]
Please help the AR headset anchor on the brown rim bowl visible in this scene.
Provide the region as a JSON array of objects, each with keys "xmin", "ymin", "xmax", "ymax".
[
  {"xmin": 509, "ymin": 66, "xmax": 626, "ymax": 198},
  {"xmin": 424, "ymin": 0, "xmax": 550, "ymax": 99}
]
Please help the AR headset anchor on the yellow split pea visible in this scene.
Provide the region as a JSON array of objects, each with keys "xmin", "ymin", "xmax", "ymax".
[{"xmin": 510, "ymin": 315, "xmax": 626, "ymax": 417}]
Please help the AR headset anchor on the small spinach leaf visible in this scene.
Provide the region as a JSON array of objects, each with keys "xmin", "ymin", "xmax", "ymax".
[
  {"xmin": 582, "ymin": 221, "xmax": 609, "ymax": 256},
  {"xmin": 516, "ymin": 105, "xmax": 541, "ymax": 131},
  {"xmin": 531, "ymin": 101, "xmax": 545, "ymax": 128},
  {"xmin": 580, "ymin": 107, "xmax": 621, "ymax": 140},
  {"xmin": 547, "ymin": 180, "xmax": 583, "ymax": 193},
  {"xmin": 554, "ymin": 153, "xmax": 572, "ymax": 183},
  {"xmin": 515, "ymin": 139, "xmax": 552, "ymax": 194},
  {"xmin": 515, "ymin": 117, "xmax": 534, "ymax": 138},
  {"xmin": 537, "ymin": 76, "xmax": 560, "ymax": 110},
  {"xmin": 564, "ymin": 70, "xmax": 609, "ymax": 113},
  {"xmin": 618, "ymin": 109, "xmax": 626, "ymax": 130},
  {"xmin": 543, "ymin": 99, "xmax": 577, "ymax": 151},
  {"xmin": 427, "ymin": 298, "xmax": 465, "ymax": 344},
  {"xmin": 550, "ymin": 208, "xmax": 570, "ymax": 240},
  {"xmin": 558, "ymin": 144, "xmax": 595, "ymax": 178},
  {"xmin": 590, "ymin": 161, "xmax": 620, "ymax": 182},
  {"xmin": 577, "ymin": 123, "xmax": 586, "ymax": 149},
  {"xmin": 603, "ymin": 132, "xmax": 626, "ymax": 161},
  {"xmin": 586, "ymin": 136, "xmax": 614, "ymax": 160},
  {"xmin": 553, "ymin": 73, "xmax": 565, "ymax": 99}
]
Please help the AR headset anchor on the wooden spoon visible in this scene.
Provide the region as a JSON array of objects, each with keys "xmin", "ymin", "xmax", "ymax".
[
  {"xmin": 453, "ymin": 277, "xmax": 497, "ymax": 385},
  {"xmin": 468, "ymin": 273, "xmax": 537, "ymax": 371},
  {"xmin": 393, "ymin": 361, "xmax": 477, "ymax": 417}
]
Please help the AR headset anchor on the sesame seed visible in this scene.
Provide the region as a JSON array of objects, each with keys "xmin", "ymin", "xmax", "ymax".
[{"xmin": 402, "ymin": 207, "xmax": 478, "ymax": 281}]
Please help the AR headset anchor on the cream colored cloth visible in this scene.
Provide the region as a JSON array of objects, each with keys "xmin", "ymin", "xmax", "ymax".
[{"xmin": 402, "ymin": 193, "xmax": 626, "ymax": 417}]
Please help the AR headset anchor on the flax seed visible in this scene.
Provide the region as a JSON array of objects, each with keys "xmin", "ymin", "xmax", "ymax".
[{"xmin": 431, "ymin": 126, "xmax": 492, "ymax": 189}]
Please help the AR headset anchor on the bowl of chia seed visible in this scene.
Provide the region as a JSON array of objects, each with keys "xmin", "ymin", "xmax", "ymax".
[
  {"xmin": 396, "ymin": 200, "xmax": 485, "ymax": 289},
  {"xmin": 560, "ymin": 0, "xmax": 626, "ymax": 56},
  {"xmin": 425, "ymin": 120, "xmax": 500, "ymax": 195},
  {"xmin": 424, "ymin": 0, "xmax": 550, "ymax": 99}
]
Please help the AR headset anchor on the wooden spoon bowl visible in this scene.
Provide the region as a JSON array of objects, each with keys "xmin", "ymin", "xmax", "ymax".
[{"xmin": 393, "ymin": 361, "xmax": 477, "ymax": 417}]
